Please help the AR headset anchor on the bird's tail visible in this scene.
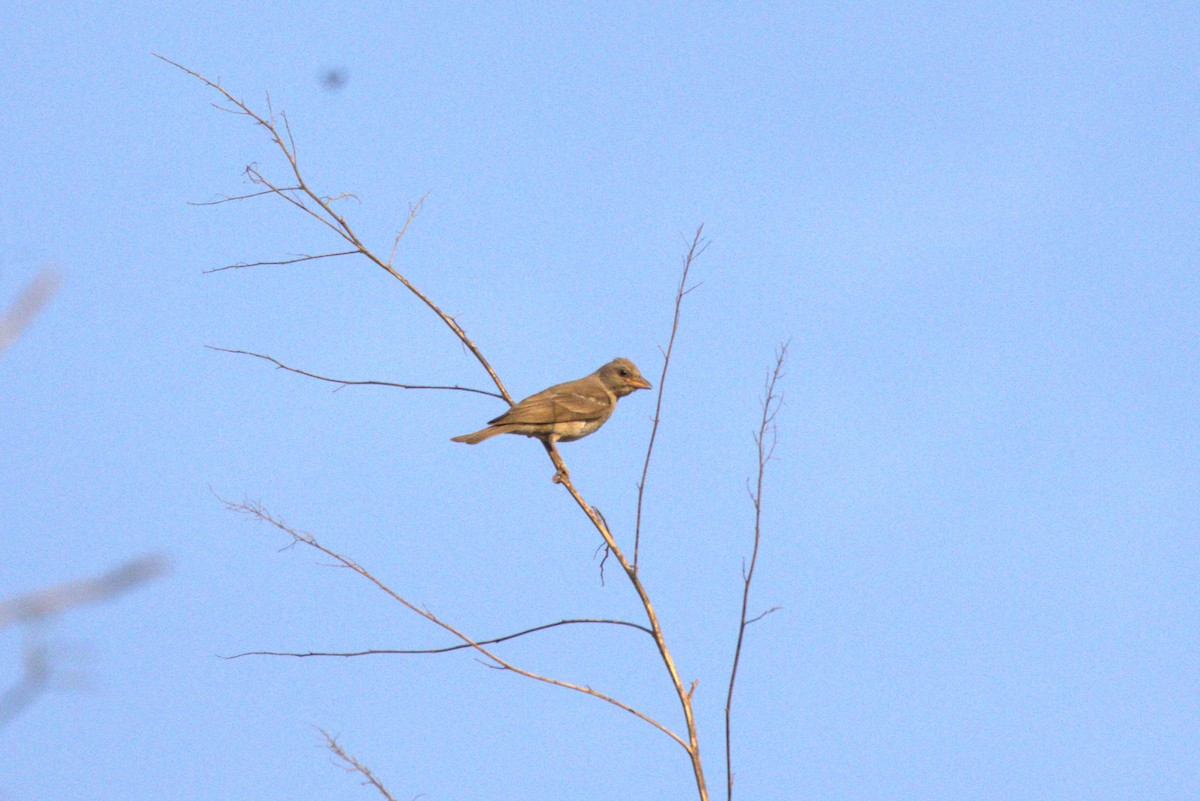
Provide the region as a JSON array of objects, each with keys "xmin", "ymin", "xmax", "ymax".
[{"xmin": 450, "ymin": 426, "xmax": 504, "ymax": 445}]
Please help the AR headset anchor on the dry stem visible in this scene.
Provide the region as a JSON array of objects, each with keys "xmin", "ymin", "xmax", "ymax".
[
  {"xmin": 224, "ymin": 617, "xmax": 652, "ymax": 659},
  {"xmin": 154, "ymin": 54, "xmax": 511, "ymax": 403},
  {"xmin": 320, "ymin": 729, "xmax": 398, "ymax": 801},
  {"xmin": 222, "ymin": 497, "xmax": 688, "ymax": 751},
  {"xmin": 723, "ymin": 343, "xmax": 788, "ymax": 800},
  {"xmin": 543, "ymin": 440, "xmax": 709, "ymax": 799},
  {"xmin": 206, "ymin": 346, "xmax": 505, "ymax": 400},
  {"xmin": 634, "ymin": 227, "xmax": 707, "ymax": 568}
]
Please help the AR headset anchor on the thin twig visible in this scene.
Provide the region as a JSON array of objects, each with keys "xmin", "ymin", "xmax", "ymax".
[
  {"xmin": 206, "ymin": 346, "xmax": 506, "ymax": 400},
  {"xmin": 635, "ymin": 226, "xmax": 708, "ymax": 568},
  {"xmin": 724, "ymin": 343, "xmax": 788, "ymax": 801},
  {"xmin": 223, "ymin": 617, "xmax": 653, "ymax": 658},
  {"xmin": 388, "ymin": 193, "xmax": 428, "ymax": 267},
  {"xmin": 744, "ymin": 606, "xmax": 782, "ymax": 627},
  {"xmin": 204, "ymin": 250, "xmax": 358, "ymax": 273},
  {"xmin": 188, "ymin": 187, "xmax": 302, "ymax": 205}
]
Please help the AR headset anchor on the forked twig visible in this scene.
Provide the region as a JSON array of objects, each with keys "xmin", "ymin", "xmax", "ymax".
[
  {"xmin": 155, "ymin": 53, "xmax": 511, "ymax": 403},
  {"xmin": 541, "ymin": 440, "xmax": 710, "ymax": 799},
  {"xmin": 0, "ymin": 554, "xmax": 168, "ymax": 728},
  {"xmin": 635, "ymin": 226, "xmax": 708, "ymax": 568},
  {"xmin": 724, "ymin": 343, "xmax": 788, "ymax": 801},
  {"xmin": 221, "ymin": 496, "xmax": 688, "ymax": 750},
  {"xmin": 388, "ymin": 193, "xmax": 428, "ymax": 267}
]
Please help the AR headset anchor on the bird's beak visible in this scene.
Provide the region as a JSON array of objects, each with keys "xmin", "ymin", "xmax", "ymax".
[{"xmin": 628, "ymin": 375, "xmax": 652, "ymax": 390}]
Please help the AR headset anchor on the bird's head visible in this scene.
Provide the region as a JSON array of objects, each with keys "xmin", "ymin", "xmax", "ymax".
[{"xmin": 597, "ymin": 358, "xmax": 652, "ymax": 397}]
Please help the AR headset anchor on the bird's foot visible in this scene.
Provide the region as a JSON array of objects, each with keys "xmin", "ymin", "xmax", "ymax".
[{"xmin": 552, "ymin": 466, "xmax": 571, "ymax": 484}]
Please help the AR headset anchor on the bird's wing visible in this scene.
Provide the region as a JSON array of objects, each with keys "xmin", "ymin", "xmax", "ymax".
[{"xmin": 488, "ymin": 377, "xmax": 611, "ymax": 425}]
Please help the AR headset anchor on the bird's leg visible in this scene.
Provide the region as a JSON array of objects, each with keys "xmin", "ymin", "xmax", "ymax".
[{"xmin": 542, "ymin": 437, "xmax": 570, "ymax": 483}]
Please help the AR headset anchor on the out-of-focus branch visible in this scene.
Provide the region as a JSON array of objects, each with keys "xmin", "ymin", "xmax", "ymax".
[
  {"xmin": 206, "ymin": 346, "xmax": 506, "ymax": 400},
  {"xmin": 724, "ymin": 343, "xmax": 788, "ymax": 801},
  {"xmin": 0, "ymin": 639, "xmax": 51, "ymax": 728},
  {"xmin": 635, "ymin": 226, "xmax": 707, "ymax": 568},
  {"xmin": 0, "ymin": 269, "xmax": 61, "ymax": 359},
  {"xmin": 0, "ymin": 554, "xmax": 170, "ymax": 631},
  {"xmin": 0, "ymin": 554, "xmax": 169, "ymax": 729}
]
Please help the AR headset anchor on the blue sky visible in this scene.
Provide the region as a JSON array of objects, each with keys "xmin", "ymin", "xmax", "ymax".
[{"xmin": 2, "ymin": 3, "xmax": 1197, "ymax": 799}]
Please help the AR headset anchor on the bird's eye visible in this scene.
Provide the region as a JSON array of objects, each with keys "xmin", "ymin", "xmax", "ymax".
[{"xmin": 619, "ymin": 369, "xmax": 628, "ymax": 376}]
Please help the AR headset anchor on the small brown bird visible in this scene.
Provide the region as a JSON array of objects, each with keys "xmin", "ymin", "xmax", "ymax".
[{"xmin": 452, "ymin": 358, "xmax": 652, "ymax": 446}]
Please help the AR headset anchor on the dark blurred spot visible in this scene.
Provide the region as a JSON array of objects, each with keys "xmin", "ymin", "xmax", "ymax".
[{"xmin": 320, "ymin": 68, "xmax": 348, "ymax": 91}]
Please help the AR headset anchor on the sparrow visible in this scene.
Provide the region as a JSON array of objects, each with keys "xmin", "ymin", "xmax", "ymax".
[{"xmin": 451, "ymin": 358, "xmax": 652, "ymax": 446}]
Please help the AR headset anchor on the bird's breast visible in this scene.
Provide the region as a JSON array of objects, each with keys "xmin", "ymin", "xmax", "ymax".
[{"xmin": 554, "ymin": 419, "xmax": 607, "ymax": 442}]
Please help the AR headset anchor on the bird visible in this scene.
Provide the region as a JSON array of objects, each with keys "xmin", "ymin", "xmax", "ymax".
[{"xmin": 451, "ymin": 358, "xmax": 652, "ymax": 447}]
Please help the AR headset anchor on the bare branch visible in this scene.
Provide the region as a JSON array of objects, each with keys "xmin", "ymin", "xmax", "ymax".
[
  {"xmin": 222, "ymin": 617, "xmax": 653, "ymax": 659},
  {"xmin": 744, "ymin": 606, "xmax": 782, "ymax": 626},
  {"xmin": 320, "ymin": 729, "xmax": 398, "ymax": 801},
  {"xmin": 540, "ymin": 440, "xmax": 710, "ymax": 798},
  {"xmin": 204, "ymin": 250, "xmax": 359, "ymax": 273},
  {"xmin": 0, "ymin": 269, "xmax": 61, "ymax": 359},
  {"xmin": 220, "ymin": 496, "xmax": 687, "ymax": 750},
  {"xmin": 0, "ymin": 555, "xmax": 168, "ymax": 729},
  {"xmin": 0, "ymin": 554, "xmax": 170, "ymax": 631},
  {"xmin": 0, "ymin": 639, "xmax": 51, "ymax": 729},
  {"xmin": 155, "ymin": 54, "xmax": 512, "ymax": 402},
  {"xmin": 724, "ymin": 343, "xmax": 788, "ymax": 801},
  {"xmin": 242, "ymin": 164, "xmax": 343, "ymax": 237},
  {"xmin": 206, "ymin": 346, "xmax": 507, "ymax": 400},
  {"xmin": 321, "ymin": 192, "xmax": 362, "ymax": 206},
  {"xmin": 635, "ymin": 226, "xmax": 707, "ymax": 568},
  {"xmin": 524, "ymin": 229, "xmax": 716, "ymax": 799},
  {"xmin": 187, "ymin": 187, "xmax": 302, "ymax": 206}
]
